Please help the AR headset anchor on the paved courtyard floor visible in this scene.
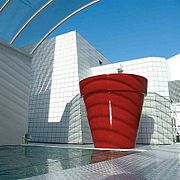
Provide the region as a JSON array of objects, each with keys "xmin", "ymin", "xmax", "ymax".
[{"xmin": 25, "ymin": 143, "xmax": 180, "ymax": 180}]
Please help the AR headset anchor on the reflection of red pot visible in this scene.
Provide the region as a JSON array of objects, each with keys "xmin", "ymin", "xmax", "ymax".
[
  {"xmin": 80, "ymin": 74, "xmax": 147, "ymax": 149},
  {"xmin": 90, "ymin": 150, "xmax": 132, "ymax": 163}
]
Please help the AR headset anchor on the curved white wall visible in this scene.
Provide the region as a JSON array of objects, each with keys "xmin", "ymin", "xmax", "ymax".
[
  {"xmin": 167, "ymin": 54, "xmax": 180, "ymax": 81},
  {"xmin": 167, "ymin": 54, "xmax": 180, "ymax": 128}
]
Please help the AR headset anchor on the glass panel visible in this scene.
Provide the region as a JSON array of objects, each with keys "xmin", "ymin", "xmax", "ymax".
[
  {"xmin": 0, "ymin": 0, "xmax": 7, "ymax": 8},
  {"xmin": 0, "ymin": 0, "xmax": 97, "ymax": 48},
  {"xmin": 14, "ymin": 0, "xmax": 95, "ymax": 47},
  {"xmin": 0, "ymin": 0, "xmax": 49, "ymax": 42}
]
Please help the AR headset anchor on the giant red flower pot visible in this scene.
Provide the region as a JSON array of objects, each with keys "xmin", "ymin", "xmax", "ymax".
[{"xmin": 80, "ymin": 74, "xmax": 147, "ymax": 149}]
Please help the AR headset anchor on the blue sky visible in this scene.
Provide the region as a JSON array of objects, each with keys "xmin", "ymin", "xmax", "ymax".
[{"xmin": 51, "ymin": 0, "xmax": 180, "ymax": 62}]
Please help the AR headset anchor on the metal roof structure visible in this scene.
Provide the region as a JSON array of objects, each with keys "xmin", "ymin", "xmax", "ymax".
[{"xmin": 0, "ymin": 0, "xmax": 100, "ymax": 54}]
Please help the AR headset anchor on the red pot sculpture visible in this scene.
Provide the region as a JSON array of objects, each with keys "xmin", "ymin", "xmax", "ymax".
[{"xmin": 80, "ymin": 74, "xmax": 147, "ymax": 149}]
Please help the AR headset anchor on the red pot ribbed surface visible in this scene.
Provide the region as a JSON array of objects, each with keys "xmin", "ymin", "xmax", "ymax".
[{"xmin": 80, "ymin": 74, "xmax": 147, "ymax": 149}]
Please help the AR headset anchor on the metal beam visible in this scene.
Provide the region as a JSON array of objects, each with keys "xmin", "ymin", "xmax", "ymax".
[
  {"xmin": 10, "ymin": 0, "xmax": 54, "ymax": 44},
  {"xmin": 31, "ymin": 0, "xmax": 100, "ymax": 54},
  {"xmin": 0, "ymin": 0, "xmax": 10, "ymax": 13}
]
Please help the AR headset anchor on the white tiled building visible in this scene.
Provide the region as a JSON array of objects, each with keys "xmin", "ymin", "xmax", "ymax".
[
  {"xmin": 28, "ymin": 31, "xmax": 110, "ymax": 144},
  {"xmin": 92, "ymin": 58, "xmax": 175, "ymax": 144},
  {"xmin": 28, "ymin": 31, "xmax": 179, "ymax": 145},
  {"xmin": 0, "ymin": 41, "xmax": 31, "ymax": 144},
  {"xmin": 167, "ymin": 55, "xmax": 180, "ymax": 132}
]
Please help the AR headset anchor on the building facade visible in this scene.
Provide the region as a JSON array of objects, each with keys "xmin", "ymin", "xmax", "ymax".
[
  {"xmin": 28, "ymin": 31, "xmax": 179, "ymax": 145},
  {"xmin": 28, "ymin": 31, "xmax": 110, "ymax": 144},
  {"xmin": 167, "ymin": 55, "xmax": 180, "ymax": 133},
  {"xmin": 0, "ymin": 41, "xmax": 31, "ymax": 144},
  {"xmin": 91, "ymin": 57, "xmax": 175, "ymax": 144}
]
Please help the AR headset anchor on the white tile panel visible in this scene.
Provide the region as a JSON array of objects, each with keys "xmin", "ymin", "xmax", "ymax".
[{"xmin": 0, "ymin": 41, "xmax": 31, "ymax": 144}]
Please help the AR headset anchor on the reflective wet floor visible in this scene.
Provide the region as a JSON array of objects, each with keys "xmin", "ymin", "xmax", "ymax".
[
  {"xmin": 26, "ymin": 144, "xmax": 180, "ymax": 180},
  {"xmin": 0, "ymin": 145, "xmax": 136, "ymax": 179},
  {"xmin": 1, "ymin": 144, "xmax": 180, "ymax": 179}
]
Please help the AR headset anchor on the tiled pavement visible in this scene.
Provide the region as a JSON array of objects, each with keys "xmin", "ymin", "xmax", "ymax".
[{"xmin": 24, "ymin": 143, "xmax": 180, "ymax": 180}]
